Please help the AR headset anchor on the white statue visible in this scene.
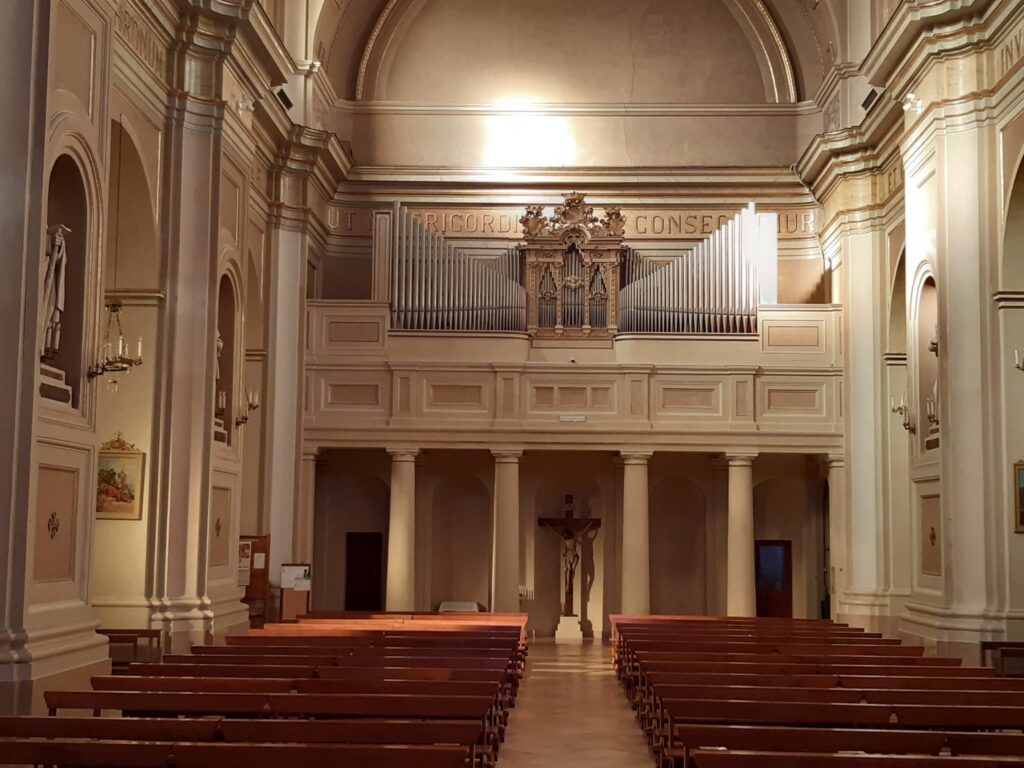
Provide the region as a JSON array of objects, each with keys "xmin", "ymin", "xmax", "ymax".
[
  {"xmin": 41, "ymin": 224, "xmax": 70, "ymax": 360},
  {"xmin": 215, "ymin": 330, "xmax": 224, "ymax": 381}
]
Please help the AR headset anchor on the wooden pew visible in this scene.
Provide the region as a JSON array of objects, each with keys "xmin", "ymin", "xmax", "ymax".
[
  {"xmin": 690, "ymin": 750, "xmax": 1024, "ymax": 767},
  {"xmin": 91, "ymin": 675, "xmax": 501, "ymax": 699},
  {"xmin": 0, "ymin": 739, "xmax": 469, "ymax": 768},
  {"xmin": 127, "ymin": 662, "xmax": 317, "ymax": 678},
  {"xmin": 45, "ymin": 690, "xmax": 495, "ymax": 721},
  {"xmin": 667, "ymin": 724, "xmax": 1024, "ymax": 768},
  {"xmin": 0, "ymin": 714, "xmax": 483, "ymax": 747}
]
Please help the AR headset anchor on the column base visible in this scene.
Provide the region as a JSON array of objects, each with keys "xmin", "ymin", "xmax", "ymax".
[
  {"xmin": 899, "ymin": 600, "xmax": 1018, "ymax": 664},
  {"xmin": 554, "ymin": 615, "xmax": 584, "ymax": 645},
  {"xmin": 0, "ymin": 624, "xmax": 111, "ymax": 715}
]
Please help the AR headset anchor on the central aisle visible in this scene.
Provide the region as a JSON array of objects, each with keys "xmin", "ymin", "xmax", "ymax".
[{"xmin": 500, "ymin": 641, "xmax": 652, "ymax": 767}]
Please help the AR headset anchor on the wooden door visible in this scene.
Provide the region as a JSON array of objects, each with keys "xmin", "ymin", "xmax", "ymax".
[
  {"xmin": 345, "ymin": 532, "xmax": 384, "ymax": 611},
  {"xmin": 755, "ymin": 540, "xmax": 793, "ymax": 618}
]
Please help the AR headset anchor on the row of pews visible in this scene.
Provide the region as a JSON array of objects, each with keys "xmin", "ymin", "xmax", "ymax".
[
  {"xmin": 0, "ymin": 612, "xmax": 528, "ymax": 768},
  {"xmin": 612, "ymin": 614, "xmax": 1024, "ymax": 767}
]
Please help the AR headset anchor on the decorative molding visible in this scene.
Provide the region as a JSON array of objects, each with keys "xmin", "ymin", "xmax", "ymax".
[{"xmin": 993, "ymin": 290, "xmax": 1024, "ymax": 309}]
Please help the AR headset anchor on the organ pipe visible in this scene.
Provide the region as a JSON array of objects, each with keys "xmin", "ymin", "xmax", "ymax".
[
  {"xmin": 619, "ymin": 204, "xmax": 771, "ymax": 334},
  {"xmin": 390, "ymin": 205, "xmax": 526, "ymax": 332}
]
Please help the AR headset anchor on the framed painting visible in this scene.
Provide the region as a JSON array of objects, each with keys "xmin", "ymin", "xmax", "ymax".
[
  {"xmin": 96, "ymin": 433, "xmax": 145, "ymax": 521},
  {"xmin": 1016, "ymin": 462, "xmax": 1024, "ymax": 533}
]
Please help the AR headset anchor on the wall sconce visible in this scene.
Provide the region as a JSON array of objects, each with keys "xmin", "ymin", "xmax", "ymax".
[
  {"xmin": 235, "ymin": 389, "xmax": 260, "ymax": 427},
  {"xmin": 1015, "ymin": 348, "xmax": 1024, "ymax": 372},
  {"xmin": 925, "ymin": 397, "xmax": 940, "ymax": 427},
  {"xmin": 890, "ymin": 394, "xmax": 915, "ymax": 434},
  {"xmin": 902, "ymin": 92, "xmax": 923, "ymax": 115}
]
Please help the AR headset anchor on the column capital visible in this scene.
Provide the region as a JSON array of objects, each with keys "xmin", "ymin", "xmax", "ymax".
[
  {"xmin": 825, "ymin": 453, "xmax": 846, "ymax": 469},
  {"xmin": 387, "ymin": 447, "xmax": 420, "ymax": 462},
  {"xmin": 724, "ymin": 452, "xmax": 757, "ymax": 467},
  {"xmin": 491, "ymin": 449, "xmax": 524, "ymax": 463},
  {"xmin": 301, "ymin": 446, "xmax": 321, "ymax": 461},
  {"xmin": 620, "ymin": 451, "xmax": 654, "ymax": 465}
]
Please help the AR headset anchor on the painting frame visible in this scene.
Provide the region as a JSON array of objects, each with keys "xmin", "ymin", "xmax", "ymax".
[
  {"xmin": 96, "ymin": 433, "xmax": 145, "ymax": 521},
  {"xmin": 1015, "ymin": 461, "xmax": 1024, "ymax": 533}
]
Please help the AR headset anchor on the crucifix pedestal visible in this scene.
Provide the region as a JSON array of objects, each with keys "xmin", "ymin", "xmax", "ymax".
[{"xmin": 539, "ymin": 495, "xmax": 601, "ymax": 644}]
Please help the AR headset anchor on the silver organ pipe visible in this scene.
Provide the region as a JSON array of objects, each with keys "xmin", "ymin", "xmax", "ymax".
[
  {"xmin": 390, "ymin": 205, "xmax": 526, "ymax": 332},
  {"xmin": 619, "ymin": 204, "xmax": 772, "ymax": 334}
]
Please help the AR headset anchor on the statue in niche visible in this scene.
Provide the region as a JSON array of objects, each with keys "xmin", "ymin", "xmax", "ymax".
[
  {"xmin": 215, "ymin": 330, "xmax": 224, "ymax": 381},
  {"xmin": 41, "ymin": 224, "xmax": 70, "ymax": 361}
]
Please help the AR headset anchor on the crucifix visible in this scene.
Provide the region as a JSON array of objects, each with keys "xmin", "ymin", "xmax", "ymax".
[{"xmin": 538, "ymin": 494, "xmax": 601, "ymax": 617}]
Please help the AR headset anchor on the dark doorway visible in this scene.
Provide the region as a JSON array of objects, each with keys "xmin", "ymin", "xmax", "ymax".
[
  {"xmin": 755, "ymin": 540, "xmax": 793, "ymax": 618},
  {"xmin": 345, "ymin": 532, "xmax": 384, "ymax": 610}
]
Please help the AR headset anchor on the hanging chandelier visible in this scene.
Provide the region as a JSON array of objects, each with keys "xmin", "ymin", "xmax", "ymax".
[
  {"xmin": 88, "ymin": 129, "xmax": 142, "ymax": 387},
  {"xmin": 88, "ymin": 301, "xmax": 142, "ymax": 385}
]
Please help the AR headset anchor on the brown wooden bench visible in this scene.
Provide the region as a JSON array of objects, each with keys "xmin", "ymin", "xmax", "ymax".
[
  {"xmin": 45, "ymin": 690, "xmax": 495, "ymax": 721},
  {"xmin": 667, "ymin": 724, "xmax": 1024, "ymax": 768},
  {"xmin": 0, "ymin": 739, "xmax": 469, "ymax": 768},
  {"xmin": 689, "ymin": 749, "xmax": 1024, "ymax": 767},
  {"xmin": 127, "ymin": 662, "xmax": 318, "ymax": 678}
]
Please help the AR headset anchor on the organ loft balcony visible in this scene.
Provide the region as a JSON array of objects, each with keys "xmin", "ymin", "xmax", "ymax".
[{"xmin": 303, "ymin": 194, "xmax": 842, "ymax": 450}]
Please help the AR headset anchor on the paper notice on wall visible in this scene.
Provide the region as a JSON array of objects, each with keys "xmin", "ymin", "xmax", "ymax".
[
  {"xmin": 281, "ymin": 564, "xmax": 312, "ymax": 592},
  {"xmin": 237, "ymin": 541, "xmax": 252, "ymax": 586},
  {"xmin": 253, "ymin": 552, "xmax": 266, "ymax": 570}
]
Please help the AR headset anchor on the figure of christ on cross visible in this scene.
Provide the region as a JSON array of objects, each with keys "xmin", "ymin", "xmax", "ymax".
[{"xmin": 538, "ymin": 495, "xmax": 601, "ymax": 617}]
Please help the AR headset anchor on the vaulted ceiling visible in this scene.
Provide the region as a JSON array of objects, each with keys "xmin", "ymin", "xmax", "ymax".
[{"xmin": 314, "ymin": 0, "xmax": 843, "ymax": 105}]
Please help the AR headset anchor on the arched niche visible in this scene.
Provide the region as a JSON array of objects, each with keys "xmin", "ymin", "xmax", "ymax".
[
  {"xmin": 312, "ymin": 456, "xmax": 390, "ymax": 612},
  {"xmin": 215, "ymin": 274, "xmax": 238, "ymax": 445},
  {"xmin": 533, "ymin": 470, "xmax": 604, "ymax": 637},
  {"xmin": 753, "ymin": 471, "xmax": 827, "ymax": 619},
  {"xmin": 649, "ymin": 476, "xmax": 706, "ymax": 615},
  {"xmin": 912, "ymin": 273, "xmax": 939, "ymax": 451},
  {"xmin": 90, "ymin": 122, "xmax": 162, "ymax": 626},
  {"xmin": 240, "ymin": 250, "xmax": 266, "ymax": 535},
  {"xmin": 42, "ymin": 154, "xmax": 90, "ymax": 406},
  {"xmin": 430, "ymin": 474, "xmax": 491, "ymax": 610},
  {"xmin": 888, "ymin": 250, "xmax": 907, "ymax": 355}
]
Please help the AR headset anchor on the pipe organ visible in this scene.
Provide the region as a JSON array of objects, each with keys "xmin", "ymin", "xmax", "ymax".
[
  {"xmin": 520, "ymin": 193, "xmax": 626, "ymax": 339},
  {"xmin": 386, "ymin": 196, "xmax": 777, "ymax": 337},
  {"xmin": 390, "ymin": 204, "xmax": 526, "ymax": 331},
  {"xmin": 619, "ymin": 203, "xmax": 778, "ymax": 334}
]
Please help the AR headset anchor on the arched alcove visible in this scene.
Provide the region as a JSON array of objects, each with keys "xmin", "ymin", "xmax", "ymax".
[
  {"xmin": 43, "ymin": 154, "xmax": 89, "ymax": 406},
  {"xmin": 1000, "ymin": 153, "xmax": 1024, "ymax": 617},
  {"xmin": 312, "ymin": 457, "xmax": 390, "ymax": 611},
  {"xmin": 215, "ymin": 275, "xmax": 237, "ymax": 445},
  {"xmin": 240, "ymin": 251, "xmax": 266, "ymax": 535},
  {"xmin": 649, "ymin": 476, "xmax": 706, "ymax": 615},
  {"xmin": 533, "ymin": 469, "xmax": 605, "ymax": 637},
  {"xmin": 754, "ymin": 472, "xmax": 826, "ymax": 619},
  {"xmin": 91, "ymin": 122, "xmax": 162, "ymax": 628},
  {"xmin": 889, "ymin": 251, "xmax": 907, "ymax": 355},
  {"xmin": 430, "ymin": 474, "xmax": 491, "ymax": 609},
  {"xmin": 914, "ymin": 275, "xmax": 939, "ymax": 451}
]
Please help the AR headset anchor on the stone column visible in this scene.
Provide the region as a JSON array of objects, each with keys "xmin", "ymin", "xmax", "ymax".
[
  {"xmin": 826, "ymin": 454, "xmax": 847, "ymax": 618},
  {"xmin": 491, "ymin": 451, "xmax": 523, "ymax": 612},
  {"xmin": 386, "ymin": 449, "xmax": 418, "ymax": 611},
  {"xmin": 726, "ymin": 454, "xmax": 757, "ymax": 617},
  {"xmin": 153, "ymin": 11, "xmax": 243, "ymax": 649},
  {"xmin": 0, "ymin": 0, "xmax": 53, "ymax": 713},
  {"xmin": 620, "ymin": 452, "xmax": 652, "ymax": 615},
  {"xmin": 293, "ymin": 447, "xmax": 319, "ymax": 564}
]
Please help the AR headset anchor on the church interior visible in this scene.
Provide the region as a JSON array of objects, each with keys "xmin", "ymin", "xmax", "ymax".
[{"xmin": 4, "ymin": 0, "xmax": 1024, "ymax": 763}]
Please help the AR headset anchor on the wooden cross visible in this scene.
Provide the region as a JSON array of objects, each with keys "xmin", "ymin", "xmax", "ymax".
[{"xmin": 538, "ymin": 495, "xmax": 601, "ymax": 617}]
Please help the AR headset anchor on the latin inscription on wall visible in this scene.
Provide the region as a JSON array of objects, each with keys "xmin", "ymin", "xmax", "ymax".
[{"xmin": 326, "ymin": 205, "xmax": 819, "ymax": 240}]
